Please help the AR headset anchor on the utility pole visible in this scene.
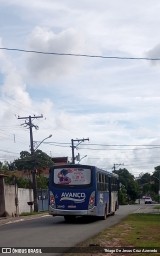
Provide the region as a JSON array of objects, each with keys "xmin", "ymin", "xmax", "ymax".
[
  {"xmin": 71, "ymin": 138, "xmax": 89, "ymax": 164},
  {"xmin": 18, "ymin": 115, "xmax": 43, "ymax": 212},
  {"xmin": 113, "ymin": 163, "xmax": 124, "ymax": 172}
]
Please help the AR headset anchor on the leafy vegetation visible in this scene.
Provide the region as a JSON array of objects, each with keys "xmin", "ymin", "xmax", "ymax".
[
  {"xmin": 112, "ymin": 167, "xmax": 160, "ymax": 204},
  {"xmin": 66, "ymin": 214, "xmax": 160, "ymax": 256},
  {"xmin": 1, "ymin": 150, "xmax": 53, "ymax": 189},
  {"xmin": 14, "ymin": 149, "xmax": 53, "ymax": 172},
  {"xmin": 113, "ymin": 168, "xmax": 139, "ymax": 204}
]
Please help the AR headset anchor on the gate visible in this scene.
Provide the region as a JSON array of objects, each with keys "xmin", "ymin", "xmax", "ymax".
[{"xmin": 37, "ymin": 189, "xmax": 48, "ymax": 212}]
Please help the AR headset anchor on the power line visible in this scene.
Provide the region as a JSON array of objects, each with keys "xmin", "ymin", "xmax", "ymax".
[
  {"xmin": 42, "ymin": 141, "xmax": 160, "ymax": 147},
  {"xmin": 37, "ymin": 140, "xmax": 160, "ymax": 150},
  {"xmin": 0, "ymin": 149, "xmax": 19, "ymax": 154},
  {"xmin": 0, "ymin": 47, "xmax": 159, "ymax": 61},
  {"xmin": 76, "ymin": 146, "xmax": 160, "ymax": 151}
]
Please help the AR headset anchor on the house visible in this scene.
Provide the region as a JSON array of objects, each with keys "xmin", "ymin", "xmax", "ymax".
[{"xmin": 52, "ymin": 157, "xmax": 68, "ymax": 165}]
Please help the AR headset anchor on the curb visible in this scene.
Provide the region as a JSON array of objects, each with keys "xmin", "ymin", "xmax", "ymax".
[{"xmin": 0, "ymin": 213, "xmax": 50, "ymax": 226}]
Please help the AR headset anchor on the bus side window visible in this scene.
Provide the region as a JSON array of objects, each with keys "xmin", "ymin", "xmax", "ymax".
[
  {"xmin": 102, "ymin": 174, "xmax": 105, "ymax": 191},
  {"xmin": 97, "ymin": 173, "xmax": 100, "ymax": 191},
  {"xmin": 101, "ymin": 174, "xmax": 105, "ymax": 191},
  {"xmin": 111, "ymin": 178, "xmax": 117, "ymax": 191},
  {"xmin": 97, "ymin": 173, "xmax": 109, "ymax": 191},
  {"xmin": 116, "ymin": 179, "xmax": 119, "ymax": 191},
  {"xmin": 97, "ymin": 173, "xmax": 104, "ymax": 191},
  {"xmin": 105, "ymin": 175, "xmax": 108, "ymax": 191},
  {"xmin": 111, "ymin": 178, "xmax": 114, "ymax": 191},
  {"xmin": 99, "ymin": 173, "xmax": 103, "ymax": 191}
]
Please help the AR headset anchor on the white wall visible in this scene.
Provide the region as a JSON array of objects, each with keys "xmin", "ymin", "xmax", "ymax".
[
  {"xmin": 18, "ymin": 188, "xmax": 33, "ymax": 214},
  {"xmin": 4, "ymin": 184, "xmax": 33, "ymax": 216},
  {"xmin": 4, "ymin": 185, "xmax": 16, "ymax": 216}
]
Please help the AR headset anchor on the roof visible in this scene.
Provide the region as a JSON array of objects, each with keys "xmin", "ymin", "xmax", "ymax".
[{"xmin": 52, "ymin": 157, "xmax": 68, "ymax": 164}]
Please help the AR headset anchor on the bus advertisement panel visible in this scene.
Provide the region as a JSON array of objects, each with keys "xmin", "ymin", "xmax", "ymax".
[{"xmin": 54, "ymin": 167, "xmax": 91, "ymax": 186}]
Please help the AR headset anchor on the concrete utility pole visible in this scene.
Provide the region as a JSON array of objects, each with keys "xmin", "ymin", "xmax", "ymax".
[
  {"xmin": 18, "ymin": 115, "xmax": 43, "ymax": 212},
  {"xmin": 113, "ymin": 163, "xmax": 124, "ymax": 172},
  {"xmin": 71, "ymin": 138, "xmax": 89, "ymax": 164}
]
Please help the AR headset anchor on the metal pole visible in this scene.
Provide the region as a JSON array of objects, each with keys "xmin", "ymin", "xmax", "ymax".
[
  {"xmin": 71, "ymin": 138, "xmax": 89, "ymax": 164},
  {"xmin": 71, "ymin": 139, "xmax": 75, "ymax": 164}
]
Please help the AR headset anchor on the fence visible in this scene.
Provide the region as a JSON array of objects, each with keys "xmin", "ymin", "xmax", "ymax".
[
  {"xmin": 0, "ymin": 174, "xmax": 48, "ymax": 216},
  {"xmin": 37, "ymin": 189, "xmax": 48, "ymax": 212}
]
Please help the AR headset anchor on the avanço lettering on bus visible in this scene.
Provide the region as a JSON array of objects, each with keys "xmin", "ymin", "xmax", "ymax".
[{"xmin": 60, "ymin": 192, "xmax": 86, "ymax": 203}]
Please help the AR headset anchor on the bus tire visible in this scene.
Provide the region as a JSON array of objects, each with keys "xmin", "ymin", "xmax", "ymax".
[
  {"xmin": 111, "ymin": 203, "xmax": 117, "ymax": 216},
  {"xmin": 101, "ymin": 205, "xmax": 107, "ymax": 220}
]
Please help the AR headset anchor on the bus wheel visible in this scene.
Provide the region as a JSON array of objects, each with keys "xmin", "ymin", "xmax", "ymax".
[
  {"xmin": 101, "ymin": 206, "xmax": 107, "ymax": 220},
  {"xmin": 111, "ymin": 203, "xmax": 117, "ymax": 216},
  {"xmin": 64, "ymin": 216, "xmax": 76, "ymax": 222}
]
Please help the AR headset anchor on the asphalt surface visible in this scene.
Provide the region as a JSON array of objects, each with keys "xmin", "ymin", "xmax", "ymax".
[
  {"xmin": 0, "ymin": 204, "xmax": 159, "ymax": 226},
  {"xmin": 0, "ymin": 205, "xmax": 159, "ymax": 256}
]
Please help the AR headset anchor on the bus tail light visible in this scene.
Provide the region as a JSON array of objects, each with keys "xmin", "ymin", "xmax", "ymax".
[
  {"xmin": 88, "ymin": 191, "xmax": 95, "ymax": 209},
  {"xmin": 50, "ymin": 192, "xmax": 55, "ymax": 207}
]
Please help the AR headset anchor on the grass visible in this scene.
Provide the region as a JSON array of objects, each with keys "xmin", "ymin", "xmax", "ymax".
[
  {"xmin": 65, "ymin": 214, "xmax": 160, "ymax": 256},
  {"xmin": 153, "ymin": 205, "xmax": 160, "ymax": 210}
]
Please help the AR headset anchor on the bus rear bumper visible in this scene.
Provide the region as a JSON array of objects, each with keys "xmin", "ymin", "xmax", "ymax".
[{"xmin": 49, "ymin": 205, "xmax": 97, "ymax": 216}]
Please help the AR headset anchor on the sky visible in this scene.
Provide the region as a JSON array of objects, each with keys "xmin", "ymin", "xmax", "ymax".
[{"xmin": 1, "ymin": 0, "xmax": 160, "ymax": 177}]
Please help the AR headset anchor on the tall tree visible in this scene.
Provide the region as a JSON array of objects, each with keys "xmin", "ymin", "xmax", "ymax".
[
  {"xmin": 14, "ymin": 150, "xmax": 54, "ymax": 172},
  {"xmin": 137, "ymin": 173, "xmax": 152, "ymax": 196},
  {"xmin": 113, "ymin": 168, "xmax": 139, "ymax": 203},
  {"xmin": 152, "ymin": 166, "xmax": 160, "ymax": 201}
]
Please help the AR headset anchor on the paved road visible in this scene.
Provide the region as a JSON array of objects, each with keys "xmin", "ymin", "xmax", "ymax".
[{"xmin": 0, "ymin": 204, "xmax": 158, "ymax": 255}]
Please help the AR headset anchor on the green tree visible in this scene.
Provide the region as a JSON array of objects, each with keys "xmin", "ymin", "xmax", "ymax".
[
  {"xmin": 3, "ymin": 150, "xmax": 54, "ymax": 189},
  {"xmin": 137, "ymin": 173, "xmax": 152, "ymax": 196},
  {"xmin": 14, "ymin": 149, "xmax": 53, "ymax": 172},
  {"xmin": 113, "ymin": 168, "xmax": 139, "ymax": 204},
  {"xmin": 0, "ymin": 161, "xmax": 9, "ymax": 173},
  {"xmin": 4, "ymin": 175, "xmax": 31, "ymax": 188},
  {"xmin": 152, "ymin": 166, "xmax": 160, "ymax": 202},
  {"xmin": 37, "ymin": 176, "xmax": 48, "ymax": 189},
  {"xmin": 137, "ymin": 170, "xmax": 160, "ymax": 201},
  {"xmin": 0, "ymin": 161, "xmax": 2, "ymax": 171},
  {"xmin": 119, "ymin": 184, "xmax": 128, "ymax": 205}
]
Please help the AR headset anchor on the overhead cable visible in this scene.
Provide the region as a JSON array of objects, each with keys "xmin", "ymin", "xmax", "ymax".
[{"xmin": 0, "ymin": 47, "xmax": 159, "ymax": 61}]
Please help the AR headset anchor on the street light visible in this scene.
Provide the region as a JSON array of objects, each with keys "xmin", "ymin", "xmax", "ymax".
[
  {"xmin": 78, "ymin": 155, "xmax": 87, "ymax": 164},
  {"xmin": 34, "ymin": 134, "xmax": 52, "ymax": 151},
  {"xmin": 32, "ymin": 134, "xmax": 52, "ymax": 212}
]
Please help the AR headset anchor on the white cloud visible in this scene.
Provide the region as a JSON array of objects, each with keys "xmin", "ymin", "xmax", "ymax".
[
  {"xmin": 1, "ymin": 0, "xmax": 160, "ymax": 175},
  {"xmin": 147, "ymin": 44, "xmax": 160, "ymax": 65},
  {"xmin": 25, "ymin": 26, "xmax": 88, "ymax": 82}
]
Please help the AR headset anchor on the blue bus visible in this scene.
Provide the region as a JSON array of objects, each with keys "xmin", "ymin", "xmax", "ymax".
[{"xmin": 48, "ymin": 164, "xmax": 119, "ymax": 221}]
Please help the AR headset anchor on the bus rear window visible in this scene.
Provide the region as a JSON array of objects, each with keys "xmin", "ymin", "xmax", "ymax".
[{"xmin": 53, "ymin": 167, "xmax": 91, "ymax": 185}]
